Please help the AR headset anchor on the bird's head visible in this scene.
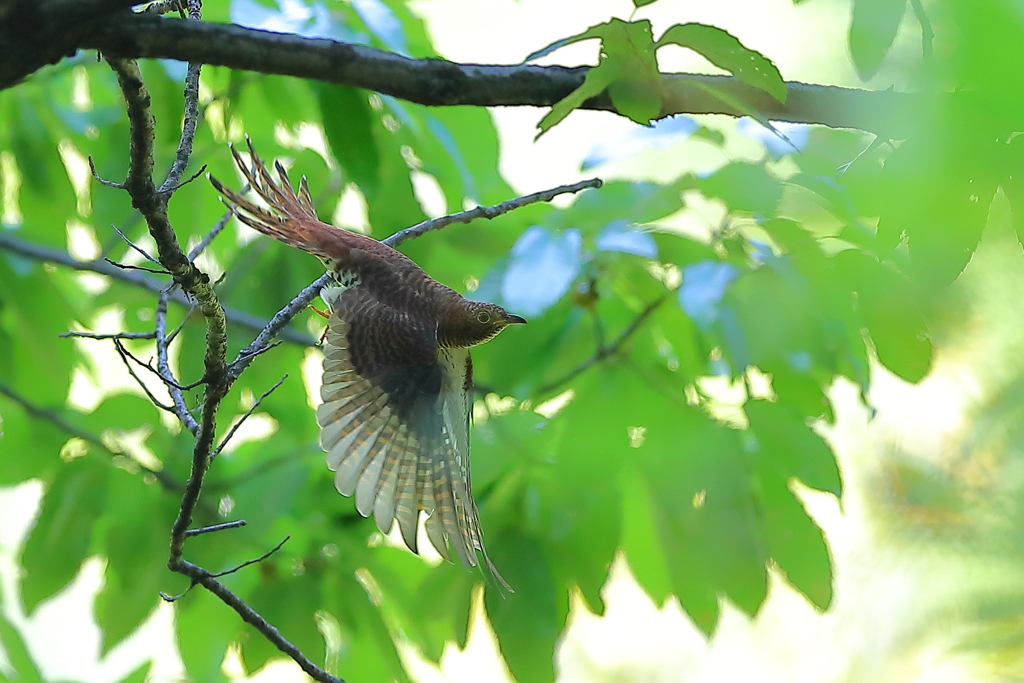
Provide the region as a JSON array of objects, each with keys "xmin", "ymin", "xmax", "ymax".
[{"xmin": 442, "ymin": 301, "xmax": 527, "ymax": 347}]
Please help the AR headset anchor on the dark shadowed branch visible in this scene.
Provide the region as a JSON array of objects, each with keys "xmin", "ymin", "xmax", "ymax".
[{"xmin": 2, "ymin": 1, "xmax": 950, "ymax": 138}]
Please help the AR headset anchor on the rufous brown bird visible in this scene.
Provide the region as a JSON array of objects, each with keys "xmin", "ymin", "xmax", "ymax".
[{"xmin": 210, "ymin": 140, "xmax": 524, "ymax": 590}]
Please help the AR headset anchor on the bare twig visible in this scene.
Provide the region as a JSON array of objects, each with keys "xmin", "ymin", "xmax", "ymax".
[
  {"xmin": 88, "ymin": 156, "xmax": 125, "ymax": 189},
  {"xmin": 536, "ymin": 294, "xmax": 669, "ymax": 396},
  {"xmin": 160, "ymin": 163, "xmax": 207, "ymax": 195},
  {"xmin": 158, "ymin": 0, "xmax": 202, "ymax": 194},
  {"xmin": 208, "ymin": 536, "xmax": 290, "ymax": 579},
  {"xmin": 212, "ymin": 374, "xmax": 288, "ymax": 458},
  {"xmin": 385, "ymin": 178, "xmax": 603, "ymax": 248},
  {"xmin": 0, "ymin": 231, "xmax": 317, "ymax": 346},
  {"xmin": 60, "ymin": 330, "xmax": 157, "ymax": 340},
  {"xmin": 226, "ymin": 272, "xmax": 331, "ymax": 382},
  {"xmin": 104, "ymin": 258, "xmax": 170, "ymax": 275},
  {"xmin": 107, "ymin": 35, "xmax": 346, "ymax": 683},
  {"xmin": 112, "ymin": 338, "xmax": 176, "ymax": 412},
  {"xmin": 112, "ymin": 224, "xmax": 161, "ymax": 264},
  {"xmin": 155, "ymin": 289, "xmax": 200, "ymax": 434},
  {"xmin": 185, "ymin": 520, "xmax": 247, "ymax": 537},
  {"xmin": 188, "ymin": 208, "xmax": 234, "ymax": 261}
]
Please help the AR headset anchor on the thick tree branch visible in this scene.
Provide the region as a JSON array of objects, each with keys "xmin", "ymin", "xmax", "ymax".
[
  {"xmin": 81, "ymin": 15, "xmax": 926, "ymax": 137},
  {"xmin": 101, "ymin": 37, "xmax": 347, "ymax": 683},
  {"xmin": 1, "ymin": 4, "xmax": 945, "ymax": 137}
]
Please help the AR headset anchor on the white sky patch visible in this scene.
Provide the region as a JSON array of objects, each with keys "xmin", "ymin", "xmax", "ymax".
[
  {"xmin": 411, "ymin": 169, "xmax": 447, "ymax": 219},
  {"xmin": 332, "ymin": 182, "xmax": 371, "ymax": 234},
  {"xmin": 57, "ymin": 139, "xmax": 92, "ymax": 218}
]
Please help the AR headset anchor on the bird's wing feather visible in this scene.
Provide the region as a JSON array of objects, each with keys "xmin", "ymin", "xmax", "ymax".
[{"xmin": 318, "ymin": 287, "xmax": 507, "ymax": 588}]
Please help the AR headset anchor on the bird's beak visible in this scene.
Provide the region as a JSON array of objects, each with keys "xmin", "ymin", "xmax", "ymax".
[{"xmin": 506, "ymin": 314, "xmax": 528, "ymax": 325}]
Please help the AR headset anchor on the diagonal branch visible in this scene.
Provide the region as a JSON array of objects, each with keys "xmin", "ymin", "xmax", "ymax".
[
  {"xmin": 1, "ymin": 3, "xmax": 942, "ymax": 137},
  {"xmin": 0, "ymin": 230, "xmax": 317, "ymax": 346},
  {"xmin": 386, "ymin": 178, "xmax": 602, "ymax": 248},
  {"xmin": 536, "ymin": 294, "xmax": 670, "ymax": 396},
  {"xmin": 78, "ymin": 15, "xmax": 931, "ymax": 137}
]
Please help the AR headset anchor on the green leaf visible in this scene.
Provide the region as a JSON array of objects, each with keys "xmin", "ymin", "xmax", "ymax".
[
  {"xmin": 485, "ymin": 534, "xmax": 560, "ymax": 683},
  {"xmin": 876, "ymin": 136, "xmax": 996, "ymax": 291},
  {"xmin": 242, "ymin": 571, "xmax": 325, "ymax": 672},
  {"xmin": 832, "ymin": 250, "xmax": 933, "ymax": 382},
  {"xmin": 745, "ymin": 399, "xmax": 841, "ymax": 495},
  {"xmin": 639, "ymin": 407, "xmax": 768, "ymax": 631},
  {"xmin": 94, "ymin": 469, "xmax": 176, "ymax": 651},
  {"xmin": 316, "ymin": 84, "xmax": 381, "ymax": 198},
  {"xmin": 752, "ymin": 458, "xmax": 833, "ymax": 609},
  {"xmin": 657, "ymin": 23, "xmax": 786, "ymax": 102},
  {"xmin": 175, "ymin": 589, "xmax": 238, "ymax": 681},
  {"xmin": 538, "ymin": 59, "xmax": 619, "ymax": 135},
  {"xmin": 20, "ymin": 456, "xmax": 112, "ymax": 611},
  {"xmin": 523, "ymin": 22, "xmax": 612, "ymax": 63},
  {"xmin": 849, "ymin": 0, "xmax": 907, "ymax": 80},
  {"xmin": 633, "ymin": 0, "xmax": 661, "ymax": 6},
  {"xmin": 619, "ymin": 465, "xmax": 673, "ymax": 604},
  {"xmin": 538, "ymin": 19, "xmax": 662, "ymax": 133},
  {"xmin": 699, "ymin": 163, "xmax": 782, "ymax": 213},
  {"xmin": 0, "ymin": 608, "xmax": 43, "ymax": 682}
]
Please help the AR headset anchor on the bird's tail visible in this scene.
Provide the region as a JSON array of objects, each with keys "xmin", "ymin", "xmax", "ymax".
[{"xmin": 209, "ymin": 138, "xmax": 337, "ymax": 260}]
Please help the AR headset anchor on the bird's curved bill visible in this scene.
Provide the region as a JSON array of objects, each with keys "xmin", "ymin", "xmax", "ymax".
[{"xmin": 506, "ymin": 314, "xmax": 528, "ymax": 324}]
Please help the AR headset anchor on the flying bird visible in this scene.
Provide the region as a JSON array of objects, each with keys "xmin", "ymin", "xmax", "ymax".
[{"xmin": 210, "ymin": 140, "xmax": 525, "ymax": 590}]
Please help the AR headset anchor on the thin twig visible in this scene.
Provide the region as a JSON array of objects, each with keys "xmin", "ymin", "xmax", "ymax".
[
  {"xmin": 104, "ymin": 258, "xmax": 169, "ymax": 275},
  {"xmin": 226, "ymin": 272, "xmax": 331, "ymax": 382},
  {"xmin": 208, "ymin": 536, "xmax": 290, "ymax": 579},
  {"xmin": 185, "ymin": 520, "xmax": 247, "ymax": 537},
  {"xmin": 60, "ymin": 330, "xmax": 157, "ymax": 340},
  {"xmin": 159, "ymin": 163, "xmax": 207, "ymax": 195},
  {"xmin": 115, "ymin": 331, "xmax": 202, "ymax": 390},
  {"xmin": 112, "ymin": 224, "xmax": 161, "ymax": 264},
  {"xmin": 536, "ymin": 294, "xmax": 669, "ymax": 396},
  {"xmin": 159, "ymin": 1, "xmax": 203, "ymax": 194},
  {"xmin": 385, "ymin": 178, "xmax": 603, "ymax": 248},
  {"xmin": 156, "ymin": 289, "xmax": 199, "ymax": 434},
  {"xmin": 188, "ymin": 208, "xmax": 235, "ymax": 261},
  {"xmin": 212, "ymin": 374, "xmax": 288, "ymax": 458},
  {"xmin": 88, "ymin": 155, "xmax": 124, "ymax": 189},
  {"xmin": 112, "ymin": 338, "xmax": 176, "ymax": 412},
  {"xmin": 0, "ymin": 231, "xmax": 317, "ymax": 346}
]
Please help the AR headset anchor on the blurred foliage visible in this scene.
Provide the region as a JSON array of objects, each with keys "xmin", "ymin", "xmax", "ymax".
[{"xmin": 1, "ymin": 0, "xmax": 1023, "ymax": 681}]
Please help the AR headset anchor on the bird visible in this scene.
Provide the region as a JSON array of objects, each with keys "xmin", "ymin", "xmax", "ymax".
[{"xmin": 209, "ymin": 139, "xmax": 525, "ymax": 591}]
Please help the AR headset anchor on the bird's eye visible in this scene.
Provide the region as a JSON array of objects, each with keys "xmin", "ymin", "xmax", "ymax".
[{"xmin": 475, "ymin": 310, "xmax": 491, "ymax": 324}]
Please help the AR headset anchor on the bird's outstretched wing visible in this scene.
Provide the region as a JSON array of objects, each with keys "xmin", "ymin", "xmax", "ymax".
[{"xmin": 318, "ymin": 286, "xmax": 510, "ymax": 590}]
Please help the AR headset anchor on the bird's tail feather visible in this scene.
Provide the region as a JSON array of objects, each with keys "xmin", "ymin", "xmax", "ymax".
[{"xmin": 209, "ymin": 138, "xmax": 335, "ymax": 259}]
